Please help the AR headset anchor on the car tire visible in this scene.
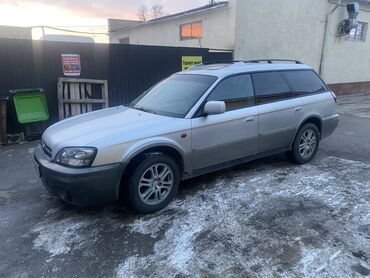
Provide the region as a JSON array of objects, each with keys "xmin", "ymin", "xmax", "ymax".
[
  {"xmin": 128, "ymin": 153, "xmax": 180, "ymax": 214},
  {"xmin": 287, "ymin": 123, "xmax": 320, "ymax": 164}
]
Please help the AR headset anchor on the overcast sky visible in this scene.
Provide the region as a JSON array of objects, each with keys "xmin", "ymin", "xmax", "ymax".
[{"xmin": 0, "ymin": 0, "xmax": 209, "ymax": 26}]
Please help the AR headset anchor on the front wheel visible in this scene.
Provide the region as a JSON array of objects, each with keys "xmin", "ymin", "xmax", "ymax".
[
  {"xmin": 128, "ymin": 153, "xmax": 180, "ymax": 214},
  {"xmin": 287, "ymin": 123, "xmax": 320, "ymax": 164}
]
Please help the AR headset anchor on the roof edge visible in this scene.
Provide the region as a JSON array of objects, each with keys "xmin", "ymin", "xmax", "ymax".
[{"xmin": 110, "ymin": 1, "xmax": 228, "ymax": 33}]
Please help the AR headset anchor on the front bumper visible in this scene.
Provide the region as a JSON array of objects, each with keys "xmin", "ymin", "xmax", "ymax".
[{"xmin": 33, "ymin": 146, "xmax": 123, "ymax": 206}]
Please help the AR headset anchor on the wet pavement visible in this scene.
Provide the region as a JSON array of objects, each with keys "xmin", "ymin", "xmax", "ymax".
[{"xmin": 1, "ymin": 94, "xmax": 370, "ymax": 278}]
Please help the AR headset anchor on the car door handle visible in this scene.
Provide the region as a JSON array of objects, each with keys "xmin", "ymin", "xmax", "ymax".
[
  {"xmin": 294, "ymin": 107, "xmax": 302, "ymax": 112},
  {"xmin": 244, "ymin": 117, "xmax": 255, "ymax": 123}
]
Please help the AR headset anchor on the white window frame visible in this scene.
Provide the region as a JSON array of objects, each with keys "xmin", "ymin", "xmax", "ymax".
[
  {"xmin": 179, "ymin": 21, "xmax": 203, "ymax": 41},
  {"xmin": 347, "ymin": 22, "xmax": 368, "ymax": 42}
]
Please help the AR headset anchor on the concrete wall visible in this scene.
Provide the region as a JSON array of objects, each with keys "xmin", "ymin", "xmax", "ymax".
[
  {"xmin": 0, "ymin": 25, "xmax": 32, "ymax": 40},
  {"xmin": 109, "ymin": 1, "xmax": 236, "ymax": 50},
  {"xmin": 323, "ymin": 5, "xmax": 370, "ymax": 84},
  {"xmin": 234, "ymin": 0, "xmax": 370, "ymax": 85},
  {"xmin": 108, "ymin": 19, "xmax": 141, "ymax": 34},
  {"xmin": 234, "ymin": 0, "xmax": 327, "ymax": 73}
]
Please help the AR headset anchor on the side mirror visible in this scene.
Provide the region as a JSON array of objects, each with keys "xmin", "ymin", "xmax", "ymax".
[{"xmin": 203, "ymin": 101, "xmax": 226, "ymax": 116}]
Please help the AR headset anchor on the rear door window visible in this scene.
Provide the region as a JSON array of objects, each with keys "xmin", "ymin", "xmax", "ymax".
[
  {"xmin": 282, "ymin": 70, "xmax": 327, "ymax": 95},
  {"xmin": 252, "ymin": 71, "xmax": 292, "ymax": 104},
  {"xmin": 208, "ymin": 74, "xmax": 254, "ymax": 111}
]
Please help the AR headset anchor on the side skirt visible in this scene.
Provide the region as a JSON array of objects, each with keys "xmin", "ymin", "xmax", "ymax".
[{"xmin": 183, "ymin": 146, "xmax": 291, "ymax": 180}]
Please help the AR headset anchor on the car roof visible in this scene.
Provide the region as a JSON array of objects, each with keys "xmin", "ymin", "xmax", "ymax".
[{"xmin": 180, "ymin": 62, "xmax": 313, "ymax": 79}]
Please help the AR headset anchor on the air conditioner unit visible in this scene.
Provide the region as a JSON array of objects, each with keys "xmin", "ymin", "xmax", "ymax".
[{"xmin": 338, "ymin": 2, "xmax": 360, "ymax": 35}]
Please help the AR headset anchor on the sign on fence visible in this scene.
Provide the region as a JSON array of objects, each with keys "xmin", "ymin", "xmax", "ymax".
[
  {"xmin": 182, "ymin": 56, "xmax": 203, "ymax": 71},
  {"xmin": 61, "ymin": 54, "xmax": 81, "ymax": 76}
]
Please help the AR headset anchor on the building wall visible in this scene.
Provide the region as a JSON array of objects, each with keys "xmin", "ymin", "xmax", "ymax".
[
  {"xmin": 0, "ymin": 25, "xmax": 32, "ymax": 40},
  {"xmin": 323, "ymin": 5, "xmax": 370, "ymax": 84},
  {"xmin": 234, "ymin": 0, "xmax": 327, "ymax": 73},
  {"xmin": 234, "ymin": 0, "xmax": 370, "ymax": 86},
  {"xmin": 110, "ymin": 0, "xmax": 370, "ymax": 88},
  {"xmin": 109, "ymin": 1, "xmax": 236, "ymax": 50},
  {"xmin": 108, "ymin": 19, "xmax": 141, "ymax": 35}
]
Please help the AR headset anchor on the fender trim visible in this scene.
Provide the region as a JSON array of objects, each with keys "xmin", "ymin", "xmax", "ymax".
[{"xmin": 290, "ymin": 115, "xmax": 323, "ymax": 146}]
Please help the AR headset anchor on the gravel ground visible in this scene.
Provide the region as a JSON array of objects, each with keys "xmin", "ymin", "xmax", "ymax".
[{"xmin": 1, "ymin": 93, "xmax": 370, "ymax": 278}]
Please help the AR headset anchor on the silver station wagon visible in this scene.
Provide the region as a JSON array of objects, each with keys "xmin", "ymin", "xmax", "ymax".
[{"xmin": 34, "ymin": 60, "xmax": 339, "ymax": 213}]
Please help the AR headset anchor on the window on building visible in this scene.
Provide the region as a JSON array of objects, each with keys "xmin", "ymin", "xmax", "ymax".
[
  {"xmin": 180, "ymin": 21, "xmax": 203, "ymax": 40},
  {"xmin": 282, "ymin": 70, "xmax": 327, "ymax": 95},
  {"xmin": 119, "ymin": 37, "xmax": 130, "ymax": 44},
  {"xmin": 348, "ymin": 22, "xmax": 367, "ymax": 41},
  {"xmin": 252, "ymin": 72, "xmax": 292, "ymax": 104},
  {"xmin": 207, "ymin": 74, "xmax": 254, "ymax": 111}
]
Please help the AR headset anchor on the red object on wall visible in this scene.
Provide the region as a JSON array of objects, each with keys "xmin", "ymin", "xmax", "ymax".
[{"xmin": 61, "ymin": 54, "xmax": 81, "ymax": 76}]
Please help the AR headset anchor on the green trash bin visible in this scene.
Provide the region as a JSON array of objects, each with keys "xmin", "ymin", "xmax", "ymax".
[
  {"xmin": 0, "ymin": 96, "xmax": 9, "ymax": 145},
  {"xmin": 10, "ymin": 88, "xmax": 49, "ymax": 140}
]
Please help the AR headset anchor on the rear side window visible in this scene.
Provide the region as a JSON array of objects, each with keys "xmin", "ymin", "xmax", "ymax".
[
  {"xmin": 282, "ymin": 70, "xmax": 327, "ymax": 95},
  {"xmin": 252, "ymin": 72, "xmax": 292, "ymax": 104},
  {"xmin": 208, "ymin": 74, "xmax": 254, "ymax": 111}
]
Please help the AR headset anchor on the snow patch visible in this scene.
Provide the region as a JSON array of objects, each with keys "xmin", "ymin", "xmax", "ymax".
[
  {"xmin": 116, "ymin": 156, "xmax": 370, "ymax": 277},
  {"xmin": 31, "ymin": 217, "xmax": 97, "ymax": 257},
  {"xmin": 27, "ymin": 207, "xmax": 119, "ymax": 258}
]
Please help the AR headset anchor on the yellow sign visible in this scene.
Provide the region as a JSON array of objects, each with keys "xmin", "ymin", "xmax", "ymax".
[{"xmin": 182, "ymin": 56, "xmax": 203, "ymax": 71}]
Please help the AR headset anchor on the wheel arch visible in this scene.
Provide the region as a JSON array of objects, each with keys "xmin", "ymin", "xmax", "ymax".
[
  {"xmin": 118, "ymin": 140, "xmax": 186, "ymax": 197},
  {"xmin": 290, "ymin": 115, "xmax": 323, "ymax": 147}
]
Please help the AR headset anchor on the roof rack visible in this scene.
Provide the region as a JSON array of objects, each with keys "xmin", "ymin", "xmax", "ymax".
[
  {"xmin": 188, "ymin": 59, "xmax": 304, "ymax": 70},
  {"xmin": 201, "ymin": 59, "xmax": 303, "ymax": 65},
  {"xmin": 201, "ymin": 60, "xmax": 240, "ymax": 65},
  {"xmin": 245, "ymin": 59, "xmax": 303, "ymax": 64},
  {"xmin": 186, "ymin": 60, "xmax": 237, "ymax": 70}
]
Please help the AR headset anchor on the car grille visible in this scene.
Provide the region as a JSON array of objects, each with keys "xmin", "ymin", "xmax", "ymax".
[{"xmin": 41, "ymin": 140, "xmax": 52, "ymax": 158}]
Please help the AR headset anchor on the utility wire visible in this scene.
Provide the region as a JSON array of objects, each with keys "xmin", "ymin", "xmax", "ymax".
[
  {"xmin": 31, "ymin": 25, "xmax": 108, "ymax": 35},
  {"xmin": 50, "ymin": 25, "xmax": 108, "ymax": 28}
]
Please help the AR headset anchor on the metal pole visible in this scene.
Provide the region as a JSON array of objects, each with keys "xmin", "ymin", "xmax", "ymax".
[
  {"xmin": 0, "ymin": 97, "xmax": 9, "ymax": 145},
  {"xmin": 319, "ymin": 4, "xmax": 340, "ymax": 76}
]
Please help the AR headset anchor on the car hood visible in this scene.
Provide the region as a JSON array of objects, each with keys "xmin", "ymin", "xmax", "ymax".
[{"xmin": 42, "ymin": 106, "xmax": 175, "ymax": 156}]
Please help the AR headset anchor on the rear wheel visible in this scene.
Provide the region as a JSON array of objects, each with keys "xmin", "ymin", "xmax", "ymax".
[
  {"xmin": 128, "ymin": 153, "xmax": 180, "ymax": 214},
  {"xmin": 287, "ymin": 123, "xmax": 320, "ymax": 164}
]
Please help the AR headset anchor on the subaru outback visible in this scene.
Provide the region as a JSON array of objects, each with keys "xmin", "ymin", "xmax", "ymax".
[{"xmin": 33, "ymin": 60, "xmax": 339, "ymax": 213}]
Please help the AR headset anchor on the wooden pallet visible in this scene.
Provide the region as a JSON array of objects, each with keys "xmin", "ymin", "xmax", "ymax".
[{"xmin": 57, "ymin": 78, "xmax": 108, "ymax": 120}]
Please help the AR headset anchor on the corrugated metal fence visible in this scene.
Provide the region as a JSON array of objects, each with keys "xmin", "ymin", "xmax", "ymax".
[{"xmin": 0, "ymin": 38, "xmax": 233, "ymax": 132}]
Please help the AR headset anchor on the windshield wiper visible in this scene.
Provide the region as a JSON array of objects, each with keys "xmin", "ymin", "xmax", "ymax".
[{"xmin": 133, "ymin": 106, "xmax": 158, "ymax": 115}]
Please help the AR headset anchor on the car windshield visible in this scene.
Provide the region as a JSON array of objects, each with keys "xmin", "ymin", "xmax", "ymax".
[{"xmin": 131, "ymin": 74, "xmax": 218, "ymax": 118}]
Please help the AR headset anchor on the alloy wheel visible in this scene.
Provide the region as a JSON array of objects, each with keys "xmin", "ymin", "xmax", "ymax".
[
  {"xmin": 138, "ymin": 163, "xmax": 174, "ymax": 206},
  {"xmin": 299, "ymin": 129, "xmax": 317, "ymax": 159}
]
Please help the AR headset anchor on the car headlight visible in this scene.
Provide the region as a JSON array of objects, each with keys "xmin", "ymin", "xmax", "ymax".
[{"xmin": 55, "ymin": 147, "xmax": 97, "ymax": 168}]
